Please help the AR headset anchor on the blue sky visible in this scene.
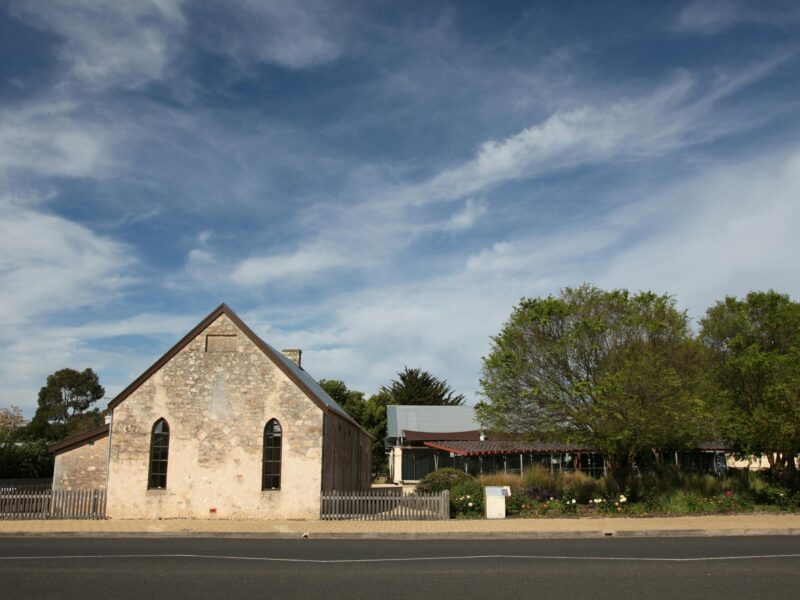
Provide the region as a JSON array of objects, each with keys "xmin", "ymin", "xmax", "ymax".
[{"xmin": 2, "ymin": 0, "xmax": 800, "ymax": 416}]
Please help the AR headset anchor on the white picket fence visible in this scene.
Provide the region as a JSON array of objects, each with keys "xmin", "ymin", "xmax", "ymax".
[
  {"xmin": 0, "ymin": 483, "xmax": 106, "ymax": 520},
  {"xmin": 321, "ymin": 489, "xmax": 449, "ymax": 520}
]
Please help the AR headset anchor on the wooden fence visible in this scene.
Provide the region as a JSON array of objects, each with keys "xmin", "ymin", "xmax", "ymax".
[
  {"xmin": 321, "ymin": 489, "xmax": 449, "ymax": 520},
  {"xmin": 0, "ymin": 482, "xmax": 106, "ymax": 520}
]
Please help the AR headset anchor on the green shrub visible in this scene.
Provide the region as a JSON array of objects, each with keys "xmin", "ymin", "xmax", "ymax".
[
  {"xmin": 451, "ymin": 479, "xmax": 485, "ymax": 517},
  {"xmin": 756, "ymin": 485, "xmax": 797, "ymax": 509},
  {"xmin": 523, "ymin": 465, "xmax": 564, "ymax": 495},
  {"xmin": 563, "ymin": 471, "xmax": 603, "ymax": 504},
  {"xmin": 649, "ymin": 490, "xmax": 705, "ymax": 514},
  {"xmin": 0, "ymin": 440, "xmax": 54, "ymax": 478},
  {"xmin": 505, "ymin": 486, "xmax": 526, "ymax": 515},
  {"xmin": 416, "ymin": 468, "xmax": 473, "ymax": 494},
  {"xmin": 559, "ymin": 494, "xmax": 579, "ymax": 514}
]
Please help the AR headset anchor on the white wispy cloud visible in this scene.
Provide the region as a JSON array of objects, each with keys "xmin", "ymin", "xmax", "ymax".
[
  {"xmin": 173, "ymin": 55, "xmax": 793, "ymax": 296},
  {"xmin": 0, "ymin": 199, "xmax": 138, "ymax": 410},
  {"xmin": 199, "ymin": 0, "xmax": 346, "ymax": 69},
  {"xmin": 10, "ymin": 0, "xmax": 186, "ymax": 90},
  {"xmin": 672, "ymin": 0, "xmax": 800, "ymax": 34},
  {"xmin": 409, "ymin": 56, "xmax": 791, "ymax": 207},
  {"xmin": 230, "ymin": 244, "xmax": 350, "ymax": 286},
  {"xmin": 599, "ymin": 148, "xmax": 800, "ymax": 317},
  {"xmin": 11, "ymin": 0, "xmax": 347, "ymax": 95},
  {"xmin": 8, "ymin": 145, "xmax": 797, "ymax": 412},
  {"xmin": 0, "ymin": 100, "xmax": 113, "ymax": 178},
  {"xmin": 440, "ymin": 198, "xmax": 487, "ymax": 233},
  {"xmin": 0, "ymin": 199, "xmax": 136, "ymax": 325}
]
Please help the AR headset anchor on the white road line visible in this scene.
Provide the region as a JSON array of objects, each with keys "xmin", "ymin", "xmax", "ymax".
[{"xmin": 1, "ymin": 553, "xmax": 799, "ymax": 563}]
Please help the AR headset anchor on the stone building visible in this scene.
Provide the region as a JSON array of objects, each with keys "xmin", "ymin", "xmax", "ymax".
[
  {"xmin": 50, "ymin": 424, "xmax": 110, "ymax": 491},
  {"xmin": 49, "ymin": 304, "xmax": 371, "ymax": 519}
]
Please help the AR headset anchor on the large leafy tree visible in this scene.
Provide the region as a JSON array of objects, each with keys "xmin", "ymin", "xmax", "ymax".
[
  {"xmin": 700, "ymin": 291, "xmax": 800, "ymax": 480},
  {"xmin": 318, "ymin": 379, "xmax": 366, "ymax": 423},
  {"xmin": 26, "ymin": 368, "xmax": 106, "ymax": 441},
  {"xmin": 477, "ymin": 284, "xmax": 713, "ymax": 486},
  {"xmin": 380, "ymin": 367, "xmax": 465, "ymax": 406}
]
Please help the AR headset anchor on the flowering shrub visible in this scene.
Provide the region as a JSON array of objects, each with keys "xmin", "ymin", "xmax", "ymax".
[
  {"xmin": 591, "ymin": 492, "xmax": 630, "ymax": 514},
  {"xmin": 713, "ymin": 490, "xmax": 753, "ymax": 512},
  {"xmin": 450, "ymin": 479, "xmax": 485, "ymax": 518},
  {"xmin": 504, "ymin": 487, "xmax": 580, "ymax": 517},
  {"xmin": 559, "ymin": 495, "xmax": 578, "ymax": 514}
]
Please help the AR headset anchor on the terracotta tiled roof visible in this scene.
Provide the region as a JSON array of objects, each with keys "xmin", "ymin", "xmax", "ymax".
[{"xmin": 423, "ymin": 440, "xmax": 595, "ymax": 456}]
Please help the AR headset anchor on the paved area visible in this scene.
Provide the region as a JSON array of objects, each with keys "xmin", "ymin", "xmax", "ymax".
[
  {"xmin": 1, "ymin": 513, "xmax": 800, "ymax": 538},
  {"xmin": 1, "ymin": 536, "xmax": 799, "ymax": 599}
]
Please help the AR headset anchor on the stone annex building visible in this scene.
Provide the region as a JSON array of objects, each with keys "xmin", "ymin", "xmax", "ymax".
[{"xmin": 48, "ymin": 304, "xmax": 371, "ymax": 519}]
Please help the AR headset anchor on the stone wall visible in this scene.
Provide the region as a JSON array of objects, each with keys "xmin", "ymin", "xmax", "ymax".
[
  {"xmin": 52, "ymin": 435, "xmax": 109, "ymax": 491},
  {"xmin": 106, "ymin": 313, "xmax": 324, "ymax": 519}
]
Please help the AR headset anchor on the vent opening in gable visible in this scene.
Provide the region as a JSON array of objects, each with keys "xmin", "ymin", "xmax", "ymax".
[{"xmin": 206, "ymin": 334, "xmax": 237, "ymax": 352}]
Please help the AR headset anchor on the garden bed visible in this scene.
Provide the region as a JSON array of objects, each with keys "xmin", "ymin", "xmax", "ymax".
[{"xmin": 415, "ymin": 466, "xmax": 800, "ymax": 519}]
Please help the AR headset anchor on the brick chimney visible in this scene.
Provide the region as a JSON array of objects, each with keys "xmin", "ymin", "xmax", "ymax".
[{"xmin": 281, "ymin": 348, "xmax": 302, "ymax": 368}]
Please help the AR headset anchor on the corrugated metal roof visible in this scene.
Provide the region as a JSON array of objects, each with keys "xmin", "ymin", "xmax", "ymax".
[
  {"xmin": 387, "ymin": 405, "xmax": 480, "ymax": 438},
  {"xmin": 268, "ymin": 343, "xmax": 353, "ymax": 420}
]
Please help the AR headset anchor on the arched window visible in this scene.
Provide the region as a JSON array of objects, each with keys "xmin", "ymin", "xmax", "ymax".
[
  {"xmin": 263, "ymin": 419, "xmax": 282, "ymax": 490},
  {"xmin": 148, "ymin": 418, "xmax": 170, "ymax": 489}
]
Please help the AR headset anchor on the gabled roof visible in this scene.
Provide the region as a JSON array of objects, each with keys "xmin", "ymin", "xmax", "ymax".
[
  {"xmin": 386, "ymin": 405, "xmax": 480, "ymax": 439},
  {"xmin": 48, "ymin": 424, "xmax": 109, "ymax": 455},
  {"xmin": 107, "ymin": 303, "xmax": 367, "ymax": 434}
]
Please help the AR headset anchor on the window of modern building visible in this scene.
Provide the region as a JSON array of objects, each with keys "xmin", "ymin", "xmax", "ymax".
[
  {"xmin": 263, "ymin": 419, "xmax": 282, "ymax": 490},
  {"xmin": 148, "ymin": 418, "xmax": 170, "ymax": 489}
]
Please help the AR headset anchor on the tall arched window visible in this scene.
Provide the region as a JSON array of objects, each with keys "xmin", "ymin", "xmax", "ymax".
[
  {"xmin": 263, "ymin": 419, "xmax": 282, "ymax": 490},
  {"xmin": 148, "ymin": 418, "xmax": 170, "ymax": 489}
]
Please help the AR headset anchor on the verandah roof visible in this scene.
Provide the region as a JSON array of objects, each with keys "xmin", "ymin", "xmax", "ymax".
[
  {"xmin": 402, "ymin": 430, "xmax": 481, "ymax": 442},
  {"xmin": 423, "ymin": 440, "xmax": 595, "ymax": 457}
]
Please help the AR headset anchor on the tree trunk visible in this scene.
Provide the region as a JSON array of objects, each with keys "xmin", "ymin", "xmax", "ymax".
[{"xmin": 605, "ymin": 453, "xmax": 633, "ymax": 490}]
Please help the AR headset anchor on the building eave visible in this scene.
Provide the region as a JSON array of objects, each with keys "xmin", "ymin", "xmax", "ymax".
[{"xmin": 48, "ymin": 424, "xmax": 110, "ymax": 455}]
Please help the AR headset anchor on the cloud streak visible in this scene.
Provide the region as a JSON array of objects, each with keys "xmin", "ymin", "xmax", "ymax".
[
  {"xmin": 1, "ymin": 2, "xmax": 798, "ymax": 418},
  {"xmin": 0, "ymin": 199, "xmax": 135, "ymax": 325}
]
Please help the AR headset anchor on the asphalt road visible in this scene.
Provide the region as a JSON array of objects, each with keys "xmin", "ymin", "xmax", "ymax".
[{"xmin": 1, "ymin": 535, "xmax": 799, "ymax": 599}]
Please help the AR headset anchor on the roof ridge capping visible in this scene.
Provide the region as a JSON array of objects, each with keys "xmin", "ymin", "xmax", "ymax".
[{"xmin": 106, "ymin": 304, "xmax": 370, "ymax": 436}]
